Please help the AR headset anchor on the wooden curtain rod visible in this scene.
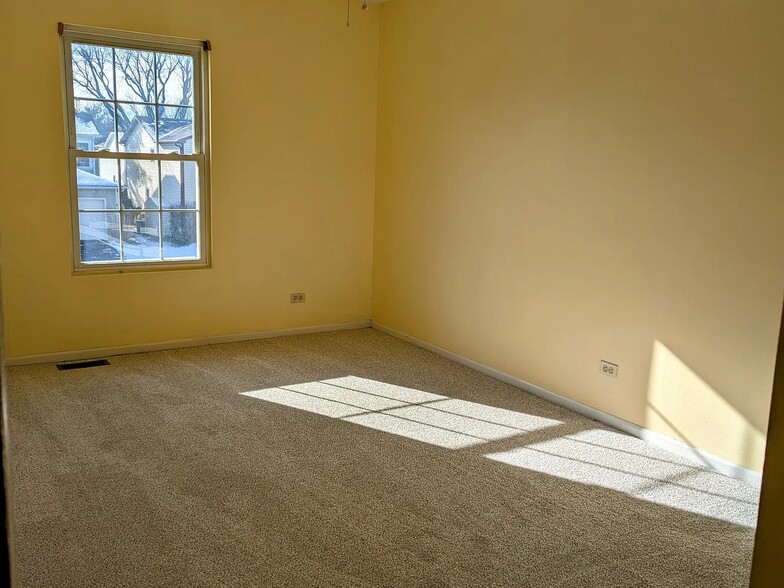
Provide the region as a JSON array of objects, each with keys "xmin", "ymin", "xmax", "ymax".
[{"xmin": 57, "ymin": 22, "xmax": 211, "ymax": 51}]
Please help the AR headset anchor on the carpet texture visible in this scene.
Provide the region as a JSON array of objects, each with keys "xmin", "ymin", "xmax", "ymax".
[{"xmin": 6, "ymin": 328, "xmax": 760, "ymax": 587}]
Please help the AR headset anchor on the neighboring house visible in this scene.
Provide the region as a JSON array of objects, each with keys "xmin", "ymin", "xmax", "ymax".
[
  {"xmin": 75, "ymin": 119, "xmax": 101, "ymax": 175},
  {"xmin": 78, "ymin": 114, "xmax": 195, "ymax": 211},
  {"xmin": 159, "ymin": 125, "xmax": 197, "ymax": 210},
  {"xmin": 116, "ymin": 116, "xmax": 197, "ymax": 210},
  {"xmin": 76, "ymin": 169, "xmax": 121, "ymax": 260},
  {"xmin": 159, "ymin": 125, "xmax": 194, "ymax": 155},
  {"xmin": 76, "ymin": 169, "xmax": 118, "ymax": 210},
  {"xmin": 76, "ymin": 117, "xmax": 117, "ymax": 210}
]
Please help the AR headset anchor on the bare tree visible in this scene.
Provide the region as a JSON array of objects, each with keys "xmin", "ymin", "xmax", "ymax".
[
  {"xmin": 71, "ymin": 44, "xmax": 193, "ymax": 128},
  {"xmin": 155, "ymin": 53, "xmax": 193, "ymax": 117},
  {"xmin": 71, "ymin": 45, "xmax": 124, "ymax": 124}
]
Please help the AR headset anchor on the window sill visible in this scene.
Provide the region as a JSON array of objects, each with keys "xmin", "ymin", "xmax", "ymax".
[{"xmin": 72, "ymin": 259, "xmax": 212, "ymax": 276}]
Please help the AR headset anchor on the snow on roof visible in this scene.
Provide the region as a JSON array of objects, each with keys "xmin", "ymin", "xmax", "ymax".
[
  {"xmin": 119, "ymin": 116, "xmax": 192, "ymax": 145},
  {"xmin": 98, "ymin": 133, "xmax": 116, "ymax": 150},
  {"xmin": 75, "ymin": 119, "xmax": 100, "ymax": 136},
  {"xmin": 159, "ymin": 124, "xmax": 193, "ymax": 144},
  {"xmin": 119, "ymin": 117, "xmax": 154, "ymax": 145},
  {"xmin": 76, "ymin": 168, "xmax": 117, "ymax": 188}
]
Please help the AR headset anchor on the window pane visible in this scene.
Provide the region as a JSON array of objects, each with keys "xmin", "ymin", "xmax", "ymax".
[
  {"xmin": 79, "ymin": 212, "xmax": 121, "ymax": 263},
  {"xmin": 74, "ymin": 99, "xmax": 116, "ymax": 150},
  {"xmin": 76, "ymin": 159, "xmax": 119, "ymax": 210},
  {"xmin": 156, "ymin": 53, "xmax": 194, "ymax": 106},
  {"xmin": 163, "ymin": 212, "xmax": 198, "ymax": 259},
  {"xmin": 157, "ymin": 106, "xmax": 194, "ymax": 155},
  {"xmin": 66, "ymin": 28, "xmax": 207, "ymax": 270},
  {"xmin": 161, "ymin": 161, "xmax": 199, "ymax": 209},
  {"xmin": 121, "ymin": 159, "xmax": 160, "ymax": 210},
  {"xmin": 116, "ymin": 103, "xmax": 156, "ymax": 153},
  {"xmin": 122, "ymin": 211, "xmax": 161, "ymax": 261},
  {"xmin": 114, "ymin": 48, "xmax": 156, "ymax": 103},
  {"xmin": 71, "ymin": 44, "xmax": 115, "ymax": 100}
]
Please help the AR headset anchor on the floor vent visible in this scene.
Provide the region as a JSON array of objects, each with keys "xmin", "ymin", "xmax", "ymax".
[{"xmin": 56, "ymin": 359, "xmax": 110, "ymax": 371}]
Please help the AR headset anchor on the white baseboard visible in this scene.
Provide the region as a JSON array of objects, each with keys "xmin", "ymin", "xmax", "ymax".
[
  {"xmin": 7, "ymin": 318, "xmax": 761, "ymax": 486},
  {"xmin": 5, "ymin": 321, "xmax": 371, "ymax": 367},
  {"xmin": 371, "ymin": 322, "xmax": 762, "ymax": 488}
]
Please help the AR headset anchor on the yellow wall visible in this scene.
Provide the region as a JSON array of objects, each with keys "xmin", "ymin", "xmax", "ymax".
[
  {"xmin": 0, "ymin": 0, "xmax": 379, "ymax": 357},
  {"xmin": 372, "ymin": 0, "xmax": 784, "ymax": 471},
  {"xmin": 2, "ymin": 0, "xmax": 782, "ymax": 472}
]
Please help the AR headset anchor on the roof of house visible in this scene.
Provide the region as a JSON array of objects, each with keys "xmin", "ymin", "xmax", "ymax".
[
  {"xmin": 76, "ymin": 168, "xmax": 117, "ymax": 188},
  {"xmin": 98, "ymin": 133, "xmax": 116, "ymax": 151},
  {"xmin": 75, "ymin": 119, "xmax": 100, "ymax": 137},
  {"xmin": 119, "ymin": 116, "xmax": 192, "ymax": 145},
  {"xmin": 159, "ymin": 124, "xmax": 193, "ymax": 144},
  {"xmin": 118, "ymin": 117, "xmax": 155, "ymax": 146},
  {"xmin": 159, "ymin": 117, "xmax": 191, "ymax": 136}
]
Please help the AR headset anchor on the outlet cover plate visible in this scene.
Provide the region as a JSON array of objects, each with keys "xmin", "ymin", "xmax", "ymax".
[{"xmin": 600, "ymin": 360, "xmax": 619, "ymax": 378}]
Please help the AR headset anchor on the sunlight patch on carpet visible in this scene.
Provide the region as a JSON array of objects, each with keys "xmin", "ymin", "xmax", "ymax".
[
  {"xmin": 485, "ymin": 429, "xmax": 759, "ymax": 527},
  {"xmin": 241, "ymin": 376, "xmax": 758, "ymax": 527},
  {"xmin": 241, "ymin": 375, "xmax": 562, "ymax": 449}
]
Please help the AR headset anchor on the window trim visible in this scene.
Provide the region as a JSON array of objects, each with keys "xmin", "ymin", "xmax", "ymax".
[{"xmin": 60, "ymin": 23, "xmax": 212, "ymax": 274}]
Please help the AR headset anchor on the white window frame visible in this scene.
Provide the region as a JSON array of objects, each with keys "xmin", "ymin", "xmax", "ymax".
[{"xmin": 60, "ymin": 24, "xmax": 212, "ymax": 273}]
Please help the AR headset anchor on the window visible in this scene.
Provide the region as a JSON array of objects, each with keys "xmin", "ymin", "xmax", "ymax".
[
  {"xmin": 75, "ymin": 143, "xmax": 93, "ymax": 172},
  {"xmin": 60, "ymin": 24, "xmax": 211, "ymax": 271}
]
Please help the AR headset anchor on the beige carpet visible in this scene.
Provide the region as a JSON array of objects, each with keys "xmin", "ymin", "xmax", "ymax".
[{"xmin": 6, "ymin": 328, "xmax": 759, "ymax": 587}]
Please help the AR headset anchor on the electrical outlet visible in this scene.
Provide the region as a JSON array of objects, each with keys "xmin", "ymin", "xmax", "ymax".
[
  {"xmin": 290, "ymin": 292, "xmax": 306, "ymax": 304},
  {"xmin": 600, "ymin": 360, "xmax": 619, "ymax": 378}
]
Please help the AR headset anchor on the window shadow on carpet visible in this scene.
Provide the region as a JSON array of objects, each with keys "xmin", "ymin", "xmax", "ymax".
[{"xmin": 241, "ymin": 375, "xmax": 759, "ymax": 528}]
